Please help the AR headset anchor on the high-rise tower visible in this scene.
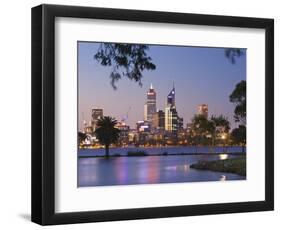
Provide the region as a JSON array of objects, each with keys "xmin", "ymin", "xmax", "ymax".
[
  {"xmin": 144, "ymin": 83, "xmax": 156, "ymax": 123},
  {"xmin": 165, "ymin": 82, "xmax": 183, "ymax": 132},
  {"xmin": 167, "ymin": 82, "xmax": 175, "ymax": 107},
  {"xmin": 91, "ymin": 108, "xmax": 103, "ymax": 131}
]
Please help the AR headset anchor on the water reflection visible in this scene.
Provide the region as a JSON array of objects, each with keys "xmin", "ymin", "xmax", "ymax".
[
  {"xmin": 137, "ymin": 156, "xmax": 160, "ymax": 184},
  {"xmin": 78, "ymin": 154, "xmax": 245, "ymax": 187},
  {"xmin": 165, "ymin": 164, "xmax": 189, "ymax": 172},
  {"xmin": 114, "ymin": 157, "xmax": 128, "ymax": 184}
]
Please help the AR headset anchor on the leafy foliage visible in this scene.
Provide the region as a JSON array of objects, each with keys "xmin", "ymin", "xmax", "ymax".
[
  {"xmin": 192, "ymin": 115, "xmax": 214, "ymax": 134},
  {"xmin": 210, "ymin": 115, "xmax": 230, "ymax": 145},
  {"xmin": 94, "ymin": 43, "xmax": 156, "ymax": 89},
  {"xmin": 94, "ymin": 116, "xmax": 120, "ymax": 157},
  {"xmin": 189, "ymin": 115, "xmax": 214, "ymax": 146},
  {"xmin": 225, "ymin": 48, "xmax": 245, "ymax": 64},
  {"xmin": 231, "ymin": 125, "xmax": 246, "ymax": 146},
  {"xmin": 229, "ymin": 80, "xmax": 246, "ymax": 125},
  {"xmin": 188, "ymin": 114, "xmax": 231, "ymax": 150},
  {"xmin": 210, "ymin": 115, "xmax": 230, "ymax": 133}
]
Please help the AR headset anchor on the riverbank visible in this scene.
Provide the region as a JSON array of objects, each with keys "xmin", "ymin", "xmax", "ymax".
[
  {"xmin": 78, "ymin": 151, "xmax": 246, "ymax": 158},
  {"xmin": 190, "ymin": 157, "xmax": 246, "ymax": 176},
  {"xmin": 78, "ymin": 146, "xmax": 245, "ymax": 158}
]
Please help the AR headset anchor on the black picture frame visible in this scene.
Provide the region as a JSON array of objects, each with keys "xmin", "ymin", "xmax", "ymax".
[{"xmin": 31, "ymin": 4, "xmax": 274, "ymax": 225}]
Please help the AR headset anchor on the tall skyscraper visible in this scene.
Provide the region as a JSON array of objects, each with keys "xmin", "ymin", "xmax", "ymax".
[
  {"xmin": 152, "ymin": 110, "xmax": 165, "ymax": 129},
  {"xmin": 158, "ymin": 110, "xmax": 165, "ymax": 129},
  {"xmin": 167, "ymin": 83, "xmax": 175, "ymax": 107},
  {"xmin": 198, "ymin": 104, "xmax": 208, "ymax": 118},
  {"xmin": 144, "ymin": 83, "xmax": 156, "ymax": 123},
  {"xmin": 165, "ymin": 106, "xmax": 178, "ymax": 131},
  {"xmin": 165, "ymin": 83, "xmax": 183, "ymax": 132},
  {"xmin": 91, "ymin": 108, "xmax": 103, "ymax": 131}
]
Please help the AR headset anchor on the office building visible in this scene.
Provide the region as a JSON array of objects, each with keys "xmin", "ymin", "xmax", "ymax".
[
  {"xmin": 91, "ymin": 108, "xmax": 103, "ymax": 131},
  {"xmin": 144, "ymin": 83, "xmax": 156, "ymax": 123},
  {"xmin": 152, "ymin": 110, "xmax": 165, "ymax": 129},
  {"xmin": 165, "ymin": 83, "xmax": 183, "ymax": 132}
]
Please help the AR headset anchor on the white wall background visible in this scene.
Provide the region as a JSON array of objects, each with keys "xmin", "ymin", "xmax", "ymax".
[{"xmin": 0, "ymin": 0, "xmax": 279, "ymax": 229}]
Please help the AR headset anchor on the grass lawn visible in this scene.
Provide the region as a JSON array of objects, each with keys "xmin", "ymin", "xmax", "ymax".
[{"xmin": 190, "ymin": 157, "xmax": 246, "ymax": 176}]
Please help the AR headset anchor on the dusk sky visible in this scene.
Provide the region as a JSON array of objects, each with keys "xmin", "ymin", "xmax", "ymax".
[{"xmin": 78, "ymin": 42, "xmax": 246, "ymax": 130}]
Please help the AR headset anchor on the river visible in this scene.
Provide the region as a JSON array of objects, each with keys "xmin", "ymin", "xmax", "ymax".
[{"xmin": 78, "ymin": 146, "xmax": 245, "ymax": 187}]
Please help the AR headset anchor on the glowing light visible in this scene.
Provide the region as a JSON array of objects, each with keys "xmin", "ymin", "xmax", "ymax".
[{"xmin": 219, "ymin": 154, "xmax": 228, "ymax": 160}]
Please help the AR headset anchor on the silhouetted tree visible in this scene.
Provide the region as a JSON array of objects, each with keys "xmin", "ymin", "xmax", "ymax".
[
  {"xmin": 93, "ymin": 44, "xmax": 244, "ymax": 88},
  {"xmin": 94, "ymin": 43, "xmax": 156, "ymax": 89},
  {"xmin": 94, "ymin": 116, "xmax": 120, "ymax": 158},
  {"xmin": 225, "ymin": 48, "xmax": 245, "ymax": 64},
  {"xmin": 210, "ymin": 115, "xmax": 230, "ymax": 144},
  {"xmin": 231, "ymin": 125, "xmax": 246, "ymax": 153},
  {"xmin": 190, "ymin": 115, "xmax": 214, "ymax": 147},
  {"xmin": 229, "ymin": 80, "xmax": 246, "ymax": 125}
]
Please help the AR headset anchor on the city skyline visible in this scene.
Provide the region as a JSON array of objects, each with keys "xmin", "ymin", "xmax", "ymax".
[{"xmin": 78, "ymin": 42, "xmax": 246, "ymax": 130}]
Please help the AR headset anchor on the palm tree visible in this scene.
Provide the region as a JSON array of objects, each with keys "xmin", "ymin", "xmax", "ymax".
[{"xmin": 94, "ymin": 116, "xmax": 120, "ymax": 158}]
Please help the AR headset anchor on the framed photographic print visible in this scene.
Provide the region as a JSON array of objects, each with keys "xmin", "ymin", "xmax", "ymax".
[{"xmin": 31, "ymin": 4, "xmax": 274, "ymax": 225}]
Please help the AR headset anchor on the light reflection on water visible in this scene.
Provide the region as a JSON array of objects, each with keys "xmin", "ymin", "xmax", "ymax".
[
  {"xmin": 165, "ymin": 164, "xmax": 190, "ymax": 172},
  {"xmin": 78, "ymin": 154, "xmax": 245, "ymax": 187}
]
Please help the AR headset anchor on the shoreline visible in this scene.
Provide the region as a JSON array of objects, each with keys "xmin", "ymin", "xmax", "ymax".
[
  {"xmin": 78, "ymin": 152, "xmax": 246, "ymax": 158},
  {"xmin": 79, "ymin": 145, "xmax": 244, "ymax": 149},
  {"xmin": 190, "ymin": 157, "xmax": 246, "ymax": 176}
]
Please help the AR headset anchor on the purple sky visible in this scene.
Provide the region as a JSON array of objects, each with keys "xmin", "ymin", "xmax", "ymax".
[{"xmin": 78, "ymin": 42, "xmax": 246, "ymax": 130}]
